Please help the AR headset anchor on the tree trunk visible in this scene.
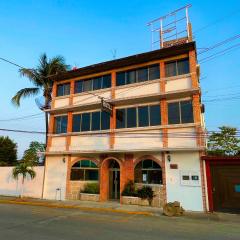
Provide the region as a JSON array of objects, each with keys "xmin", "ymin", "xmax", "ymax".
[
  {"xmin": 21, "ymin": 177, "xmax": 24, "ymax": 199},
  {"xmin": 45, "ymin": 111, "xmax": 49, "ymax": 147}
]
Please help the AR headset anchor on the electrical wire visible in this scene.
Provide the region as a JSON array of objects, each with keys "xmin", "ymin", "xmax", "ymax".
[{"xmin": 0, "ymin": 113, "xmax": 43, "ymax": 122}]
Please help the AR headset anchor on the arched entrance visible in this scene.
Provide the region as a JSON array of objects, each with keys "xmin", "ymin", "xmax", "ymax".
[
  {"xmin": 100, "ymin": 157, "xmax": 122, "ymax": 202},
  {"xmin": 109, "ymin": 159, "xmax": 120, "ymax": 200}
]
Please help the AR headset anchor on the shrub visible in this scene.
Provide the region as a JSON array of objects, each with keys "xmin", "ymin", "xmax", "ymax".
[
  {"xmin": 81, "ymin": 183, "xmax": 99, "ymax": 194},
  {"xmin": 137, "ymin": 186, "xmax": 155, "ymax": 206},
  {"xmin": 121, "ymin": 180, "xmax": 137, "ymax": 197}
]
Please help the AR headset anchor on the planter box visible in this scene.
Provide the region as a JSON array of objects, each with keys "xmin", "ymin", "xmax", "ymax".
[
  {"xmin": 80, "ymin": 193, "xmax": 99, "ymax": 202},
  {"xmin": 122, "ymin": 196, "xmax": 150, "ymax": 206},
  {"xmin": 122, "ymin": 196, "xmax": 139, "ymax": 205}
]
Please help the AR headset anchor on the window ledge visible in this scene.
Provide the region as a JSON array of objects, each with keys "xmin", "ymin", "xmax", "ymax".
[
  {"xmin": 73, "ymin": 87, "xmax": 111, "ymax": 97},
  {"xmin": 49, "ymin": 123, "xmax": 200, "ymax": 137}
]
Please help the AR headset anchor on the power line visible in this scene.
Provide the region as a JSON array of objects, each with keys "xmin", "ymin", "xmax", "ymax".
[
  {"xmin": 0, "ymin": 113, "xmax": 43, "ymax": 122},
  {"xmin": 199, "ymin": 42, "xmax": 240, "ymax": 63},
  {"xmin": 193, "ymin": 8, "xmax": 240, "ymax": 35},
  {"xmin": 198, "ymin": 34, "xmax": 240, "ymax": 55},
  {"xmin": 0, "ymin": 128, "xmax": 45, "ymax": 135}
]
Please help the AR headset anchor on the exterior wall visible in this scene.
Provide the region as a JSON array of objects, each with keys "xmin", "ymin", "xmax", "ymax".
[
  {"xmin": 43, "ymin": 156, "xmax": 68, "ymax": 200},
  {"xmin": 165, "ymin": 75, "xmax": 192, "ymax": 92},
  {"xmin": 50, "ymin": 137, "xmax": 66, "ymax": 152},
  {"xmin": 168, "ymin": 127, "xmax": 197, "ymax": 148},
  {"xmin": 165, "ymin": 151, "xmax": 204, "ymax": 211},
  {"xmin": 0, "ymin": 166, "xmax": 44, "ymax": 198},
  {"xmin": 115, "ymin": 81, "xmax": 160, "ymax": 99},
  {"xmin": 72, "ymin": 90, "xmax": 111, "ymax": 106},
  {"xmin": 68, "ymin": 181, "xmax": 98, "ymax": 200}
]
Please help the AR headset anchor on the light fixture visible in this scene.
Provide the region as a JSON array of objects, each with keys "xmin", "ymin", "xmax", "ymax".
[
  {"xmin": 166, "ymin": 151, "xmax": 171, "ymax": 162},
  {"xmin": 62, "ymin": 157, "xmax": 66, "ymax": 163}
]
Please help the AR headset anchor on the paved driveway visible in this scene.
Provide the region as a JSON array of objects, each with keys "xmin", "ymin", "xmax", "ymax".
[{"xmin": 0, "ymin": 203, "xmax": 239, "ymax": 240}]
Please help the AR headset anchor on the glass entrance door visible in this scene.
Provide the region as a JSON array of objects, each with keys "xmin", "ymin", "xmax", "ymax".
[{"xmin": 109, "ymin": 160, "xmax": 120, "ymax": 200}]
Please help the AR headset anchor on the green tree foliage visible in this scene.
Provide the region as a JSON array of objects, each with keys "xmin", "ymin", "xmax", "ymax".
[
  {"xmin": 0, "ymin": 136, "xmax": 17, "ymax": 166},
  {"xmin": 207, "ymin": 126, "xmax": 240, "ymax": 156},
  {"xmin": 12, "ymin": 162, "xmax": 36, "ymax": 198},
  {"xmin": 11, "ymin": 53, "xmax": 70, "ymax": 144},
  {"xmin": 22, "ymin": 141, "xmax": 45, "ymax": 166}
]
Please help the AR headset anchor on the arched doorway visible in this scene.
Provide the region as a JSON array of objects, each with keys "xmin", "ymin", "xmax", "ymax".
[
  {"xmin": 100, "ymin": 157, "xmax": 122, "ymax": 201},
  {"xmin": 109, "ymin": 159, "xmax": 120, "ymax": 200}
]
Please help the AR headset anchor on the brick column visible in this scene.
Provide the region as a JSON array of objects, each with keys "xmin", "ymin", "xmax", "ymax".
[
  {"xmin": 160, "ymin": 61, "xmax": 168, "ymax": 148},
  {"xmin": 160, "ymin": 61, "xmax": 165, "ymax": 92},
  {"xmin": 69, "ymin": 80, "xmax": 74, "ymax": 105},
  {"xmin": 120, "ymin": 154, "xmax": 134, "ymax": 203},
  {"xmin": 99, "ymin": 156, "xmax": 109, "ymax": 201},
  {"xmin": 46, "ymin": 114, "xmax": 54, "ymax": 151},
  {"xmin": 110, "ymin": 71, "xmax": 116, "ymax": 149},
  {"xmin": 189, "ymin": 49, "xmax": 198, "ymax": 89},
  {"xmin": 51, "ymin": 82, "xmax": 57, "ymax": 109},
  {"xmin": 66, "ymin": 112, "xmax": 73, "ymax": 151},
  {"xmin": 65, "ymin": 155, "xmax": 71, "ymax": 199}
]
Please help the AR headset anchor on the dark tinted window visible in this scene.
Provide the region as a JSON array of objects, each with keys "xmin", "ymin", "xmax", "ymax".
[
  {"xmin": 93, "ymin": 77, "xmax": 102, "ymax": 90},
  {"xmin": 165, "ymin": 62, "xmax": 177, "ymax": 77},
  {"xmin": 101, "ymin": 111, "xmax": 110, "ymax": 130},
  {"xmin": 81, "ymin": 113, "xmax": 90, "ymax": 131},
  {"xmin": 102, "ymin": 75, "xmax": 111, "ymax": 88},
  {"xmin": 138, "ymin": 106, "xmax": 149, "ymax": 127},
  {"xmin": 181, "ymin": 101, "xmax": 193, "ymax": 123},
  {"xmin": 165, "ymin": 58, "xmax": 190, "ymax": 77},
  {"xmin": 116, "ymin": 72, "xmax": 125, "ymax": 86},
  {"xmin": 137, "ymin": 67, "xmax": 148, "ymax": 82},
  {"xmin": 57, "ymin": 83, "xmax": 70, "ymax": 96},
  {"xmin": 92, "ymin": 111, "xmax": 100, "ymax": 131},
  {"xmin": 116, "ymin": 109, "xmax": 125, "ymax": 128},
  {"xmin": 126, "ymin": 70, "xmax": 136, "ymax": 84},
  {"xmin": 127, "ymin": 107, "xmax": 137, "ymax": 128},
  {"xmin": 83, "ymin": 79, "xmax": 92, "ymax": 92},
  {"xmin": 168, "ymin": 102, "xmax": 180, "ymax": 124},
  {"xmin": 72, "ymin": 114, "xmax": 81, "ymax": 132},
  {"xmin": 178, "ymin": 59, "xmax": 189, "ymax": 75},
  {"xmin": 149, "ymin": 65, "xmax": 160, "ymax": 80},
  {"xmin": 55, "ymin": 116, "xmax": 68, "ymax": 133},
  {"xmin": 150, "ymin": 105, "xmax": 161, "ymax": 126},
  {"xmin": 75, "ymin": 81, "xmax": 83, "ymax": 94}
]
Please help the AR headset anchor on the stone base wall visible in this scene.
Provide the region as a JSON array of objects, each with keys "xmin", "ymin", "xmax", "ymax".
[
  {"xmin": 122, "ymin": 196, "xmax": 149, "ymax": 206},
  {"xmin": 67, "ymin": 181, "xmax": 98, "ymax": 200},
  {"xmin": 135, "ymin": 183, "xmax": 165, "ymax": 208},
  {"xmin": 80, "ymin": 193, "xmax": 99, "ymax": 202}
]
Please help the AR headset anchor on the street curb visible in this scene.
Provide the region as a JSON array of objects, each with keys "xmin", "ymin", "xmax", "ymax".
[{"xmin": 0, "ymin": 200, "xmax": 154, "ymax": 216}]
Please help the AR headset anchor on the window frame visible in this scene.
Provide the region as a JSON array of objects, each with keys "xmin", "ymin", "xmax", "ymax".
[
  {"xmin": 134, "ymin": 159, "xmax": 163, "ymax": 185},
  {"xmin": 56, "ymin": 83, "xmax": 70, "ymax": 97},
  {"xmin": 116, "ymin": 64, "xmax": 160, "ymax": 87},
  {"xmin": 54, "ymin": 115, "xmax": 68, "ymax": 134},
  {"xmin": 74, "ymin": 74, "xmax": 112, "ymax": 94},
  {"xmin": 167, "ymin": 100, "xmax": 194, "ymax": 125},
  {"xmin": 70, "ymin": 160, "xmax": 99, "ymax": 181},
  {"xmin": 72, "ymin": 110, "xmax": 110, "ymax": 132},
  {"xmin": 116, "ymin": 104, "xmax": 161, "ymax": 129},
  {"xmin": 165, "ymin": 58, "xmax": 190, "ymax": 78}
]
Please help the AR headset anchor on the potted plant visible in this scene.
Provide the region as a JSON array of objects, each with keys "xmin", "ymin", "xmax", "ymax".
[
  {"xmin": 80, "ymin": 183, "xmax": 100, "ymax": 201},
  {"xmin": 137, "ymin": 186, "xmax": 155, "ymax": 206},
  {"xmin": 121, "ymin": 181, "xmax": 139, "ymax": 205}
]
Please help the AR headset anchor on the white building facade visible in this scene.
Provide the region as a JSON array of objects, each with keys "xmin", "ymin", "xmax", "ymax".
[{"xmin": 43, "ymin": 41, "xmax": 207, "ymax": 211}]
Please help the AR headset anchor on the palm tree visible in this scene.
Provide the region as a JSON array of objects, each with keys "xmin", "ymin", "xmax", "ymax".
[
  {"xmin": 11, "ymin": 53, "xmax": 70, "ymax": 144},
  {"xmin": 12, "ymin": 162, "xmax": 36, "ymax": 198}
]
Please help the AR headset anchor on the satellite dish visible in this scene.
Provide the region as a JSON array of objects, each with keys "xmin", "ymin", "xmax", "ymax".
[{"xmin": 35, "ymin": 96, "xmax": 51, "ymax": 111}]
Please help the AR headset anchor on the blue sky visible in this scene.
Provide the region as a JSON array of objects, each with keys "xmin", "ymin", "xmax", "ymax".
[{"xmin": 0, "ymin": 0, "xmax": 240, "ymax": 158}]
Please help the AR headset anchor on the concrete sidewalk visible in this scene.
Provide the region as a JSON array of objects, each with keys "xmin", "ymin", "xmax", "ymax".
[{"xmin": 0, "ymin": 195, "xmax": 239, "ymax": 223}]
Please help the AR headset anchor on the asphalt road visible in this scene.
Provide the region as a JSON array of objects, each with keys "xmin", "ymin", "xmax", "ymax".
[{"xmin": 0, "ymin": 203, "xmax": 239, "ymax": 240}]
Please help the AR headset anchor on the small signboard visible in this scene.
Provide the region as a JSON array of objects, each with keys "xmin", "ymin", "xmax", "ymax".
[{"xmin": 101, "ymin": 98, "xmax": 113, "ymax": 116}]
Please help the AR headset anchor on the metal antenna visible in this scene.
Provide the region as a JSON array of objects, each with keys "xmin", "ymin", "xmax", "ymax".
[
  {"xmin": 111, "ymin": 49, "xmax": 117, "ymax": 60},
  {"xmin": 147, "ymin": 4, "xmax": 192, "ymax": 50}
]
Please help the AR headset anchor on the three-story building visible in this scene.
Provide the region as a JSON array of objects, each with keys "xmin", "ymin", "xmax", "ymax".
[{"xmin": 43, "ymin": 41, "xmax": 206, "ymax": 211}]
